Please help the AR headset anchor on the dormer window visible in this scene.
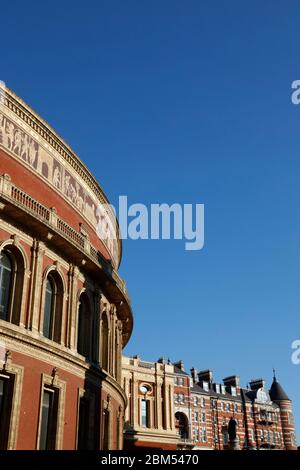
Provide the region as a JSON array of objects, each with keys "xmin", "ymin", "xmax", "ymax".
[
  {"xmin": 231, "ymin": 386, "xmax": 237, "ymax": 396},
  {"xmin": 203, "ymin": 381, "xmax": 209, "ymax": 392}
]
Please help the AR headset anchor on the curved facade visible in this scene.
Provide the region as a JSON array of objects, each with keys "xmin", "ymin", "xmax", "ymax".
[{"xmin": 0, "ymin": 83, "xmax": 133, "ymax": 450}]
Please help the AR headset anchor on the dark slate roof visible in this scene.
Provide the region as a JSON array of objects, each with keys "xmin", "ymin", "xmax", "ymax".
[
  {"xmin": 191, "ymin": 384, "xmax": 212, "ymax": 396},
  {"xmin": 190, "ymin": 383, "xmax": 252, "ymax": 403},
  {"xmin": 269, "ymin": 377, "xmax": 290, "ymax": 401},
  {"xmin": 174, "ymin": 366, "xmax": 189, "ymax": 376},
  {"xmin": 240, "ymin": 388, "xmax": 253, "ymax": 403}
]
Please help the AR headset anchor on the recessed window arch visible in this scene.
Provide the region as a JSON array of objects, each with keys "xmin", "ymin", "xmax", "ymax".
[
  {"xmin": 77, "ymin": 292, "xmax": 91, "ymax": 358},
  {"xmin": 101, "ymin": 312, "xmax": 109, "ymax": 371},
  {"xmin": 42, "ymin": 270, "xmax": 64, "ymax": 342},
  {"xmin": 0, "ymin": 245, "xmax": 25, "ymax": 325},
  {"xmin": 0, "ymin": 252, "xmax": 12, "ymax": 321},
  {"xmin": 175, "ymin": 412, "xmax": 189, "ymax": 439}
]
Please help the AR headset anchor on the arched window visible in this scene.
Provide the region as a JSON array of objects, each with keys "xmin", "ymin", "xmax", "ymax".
[
  {"xmin": 101, "ymin": 313, "xmax": 109, "ymax": 371},
  {"xmin": 0, "ymin": 247, "xmax": 24, "ymax": 325},
  {"xmin": 0, "ymin": 252, "xmax": 12, "ymax": 321},
  {"xmin": 175, "ymin": 412, "xmax": 189, "ymax": 439},
  {"xmin": 43, "ymin": 277, "xmax": 54, "ymax": 339},
  {"xmin": 77, "ymin": 294, "xmax": 91, "ymax": 358},
  {"xmin": 42, "ymin": 272, "xmax": 63, "ymax": 342}
]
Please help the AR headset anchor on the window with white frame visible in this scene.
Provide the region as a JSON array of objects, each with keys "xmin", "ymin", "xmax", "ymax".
[
  {"xmin": 39, "ymin": 387, "xmax": 59, "ymax": 450},
  {"xmin": 141, "ymin": 399, "xmax": 150, "ymax": 428}
]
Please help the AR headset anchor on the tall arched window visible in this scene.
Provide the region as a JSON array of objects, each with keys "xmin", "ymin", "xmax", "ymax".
[
  {"xmin": 43, "ymin": 277, "xmax": 54, "ymax": 339},
  {"xmin": 101, "ymin": 313, "xmax": 109, "ymax": 371},
  {"xmin": 0, "ymin": 252, "xmax": 12, "ymax": 321},
  {"xmin": 0, "ymin": 247, "xmax": 24, "ymax": 325},
  {"xmin": 77, "ymin": 294, "xmax": 91, "ymax": 358},
  {"xmin": 175, "ymin": 412, "xmax": 189, "ymax": 439},
  {"xmin": 42, "ymin": 272, "xmax": 63, "ymax": 343}
]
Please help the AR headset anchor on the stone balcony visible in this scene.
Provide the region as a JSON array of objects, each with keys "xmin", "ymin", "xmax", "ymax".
[{"xmin": 0, "ymin": 173, "xmax": 133, "ymax": 344}]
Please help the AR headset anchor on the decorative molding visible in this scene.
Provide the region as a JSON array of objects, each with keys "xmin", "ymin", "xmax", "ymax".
[
  {"xmin": 0, "ymin": 355, "xmax": 24, "ymax": 450},
  {"xmin": 0, "ymin": 84, "xmax": 121, "ymax": 268},
  {"xmin": 0, "ymin": 324, "xmax": 127, "ymax": 405},
  {"xmin": 0, "ymin": 183, "xmax": 133, "ymax": 345},
  {"xmin": 36, "ymin": 371, "xmax": 66, "ymax": 450}
]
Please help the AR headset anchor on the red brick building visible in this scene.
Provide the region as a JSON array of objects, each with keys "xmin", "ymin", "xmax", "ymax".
[
  {"xmin": 122, "ymin": 357, "xmax": 297, "ymax": 451},
  {"xmin": 174, "ymin": 364, "xmax": 297, "ymax": 450},
  {"xmin": 0, "ymin": 83, "xmax": 133, "ymax": 449}
]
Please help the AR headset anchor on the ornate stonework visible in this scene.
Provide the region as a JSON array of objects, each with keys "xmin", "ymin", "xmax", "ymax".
[
  {"xmin": 0, "ymin": 83, "xmax": 120, "ymax": 267},
  {"xmin": 0, "ymin": 85, "xmax": 132, "ymax": 450}
]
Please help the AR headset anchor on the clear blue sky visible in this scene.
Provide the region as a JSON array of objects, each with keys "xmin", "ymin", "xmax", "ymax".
[{"xmin": 2, "ymin": 0, "xmax": 300, "ymax": 440}]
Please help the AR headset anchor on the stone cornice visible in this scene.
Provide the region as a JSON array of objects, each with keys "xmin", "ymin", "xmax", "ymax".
[
  {"xmin": 0, "ymin": 174, "xmax": 133, "ymax": 346},
  {"xmin": 0, "ymin": 322, "xmax": 127, "ymax": 405},
  {"xmin": 0, "ymin": 82, "xmax": 122, "ymax": 267}
]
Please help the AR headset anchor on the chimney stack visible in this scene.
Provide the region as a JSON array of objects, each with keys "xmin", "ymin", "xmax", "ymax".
[
  {"xmin": 190, "ymin": 368, "xmax": 198, "ymax": 383},
  {"xmin": 173, "ymin": 360, "xmax": 185, "ymax": 372},
  {"xmin": 198, "ymin": 369, "xmax": 213, "ymax": 384}
]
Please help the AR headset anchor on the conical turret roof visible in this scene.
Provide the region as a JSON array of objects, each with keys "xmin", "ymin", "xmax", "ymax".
[{"xmin": 269, "ymin": 373, "xmax": 290, "ymax": 402}]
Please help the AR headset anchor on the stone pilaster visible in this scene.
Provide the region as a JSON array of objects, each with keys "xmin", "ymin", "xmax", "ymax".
[
  {"xmin": 28, "ymin": 239, "xmax": 46, "ymax": 333},
  {"xmin": 93, "ymin": 288, "xmax": 102, "ymax": 364},
  {"xmin": 156, "ymin": 378, "xmax": 163, "ymax": 429},
  {"xmin": 67, "ymin": 265, "xmax": 79, "ymax": 350}
]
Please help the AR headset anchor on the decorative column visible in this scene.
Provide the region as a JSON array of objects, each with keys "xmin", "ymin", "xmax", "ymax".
[
  {"xmin": 123, "ymin": 376, "xmax": 130, "ymax": 423},
  {"xmin": 132, "ymin": 372, "xmax": 138, "ymax": 427},
  {"xmin": 117, "ymin": 324, "xmax": 121, "ymax": 382},
  {"xmin": 163, "ymin": 380, "xmax": 171, "ymax": 431},
  {"xmin": 109, "ymin": 306, "xmax": 116, "ymax": 377},
  {"xmin": 117, "ymin": 406, "xmax": 124, "ymax": 450},
  {"xmin": 27, "ymin": 239, "xmax": 45, "ymax": 333},
  {"xmin": 156, "ymin": 378, "xmax": 163, "ymax": 429},
  {"xmin": 93, "ymin": 288, "xmax": 102, "ymax": 365},
  {"xmin": 20, "ymin": 267, "xmax": 31, "ymax": 328},
  {"xmin": 169, "ymin": 383, "xmax": 175, "ymax": 431},
  {"xmin": 67, "ymin": 265, "xmax": 79, "ymax": 350}
]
